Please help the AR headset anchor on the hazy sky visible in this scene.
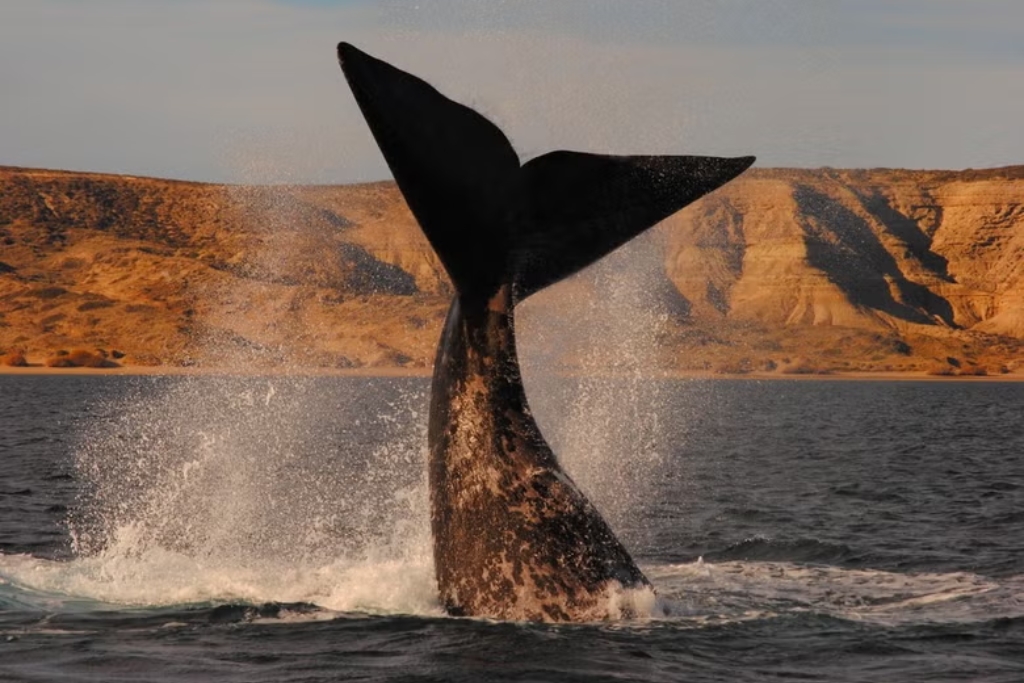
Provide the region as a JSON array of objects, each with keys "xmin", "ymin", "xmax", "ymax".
[{"xmin": 2, "ymin": 0, "xmax": 1022, "ymax": 183}]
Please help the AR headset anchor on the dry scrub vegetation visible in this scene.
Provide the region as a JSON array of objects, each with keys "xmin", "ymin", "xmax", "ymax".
[
  {"xmin": 43, "ymin": 348, "xmax": 113, "ymax": 368},
  {"xmin": 1, "ymin": 165, "xmax": 1023, "ymax": 375},
  {"xmin": 1, "ymin": 348, "xmax": 28, "ymax": 367}
]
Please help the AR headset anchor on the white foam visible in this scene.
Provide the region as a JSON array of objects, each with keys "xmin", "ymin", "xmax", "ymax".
[
  {"xmin": 0, "ymin": 547, "xmax": 441, "ymax": 617},
  {"xmin": 11, "ymin": 550, "xmax": 1019, "ymax": 630},
  {"xmin": 646, "ymin": 560, "xmax": 1024, "ymax": 627},
  {"xmin": 35, "ymin": 374, "xmax": 442, "ymax": 618},
  {"xmin": 604, "ymin": 583, "xmax": 664, "ymax": 621}
]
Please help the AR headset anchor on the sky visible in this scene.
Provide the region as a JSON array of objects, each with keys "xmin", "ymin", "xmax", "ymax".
[{"xmin": 1, "ymin": 0, "xmax": 1022, "ymax": 184}]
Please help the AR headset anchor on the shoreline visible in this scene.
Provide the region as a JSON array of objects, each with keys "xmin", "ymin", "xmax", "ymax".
[
  {"xmin": 1, "ymin": 364, "xmax": 1021, "ymax": 382},
  {"xmin": 0, "ymin": 364, "xmax": 433, "ymax": 378}
]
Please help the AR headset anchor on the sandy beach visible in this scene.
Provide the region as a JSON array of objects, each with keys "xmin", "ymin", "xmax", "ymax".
[{"xmin": 3, "ymin": 363, "xmax": 1021, "ymax": 382}]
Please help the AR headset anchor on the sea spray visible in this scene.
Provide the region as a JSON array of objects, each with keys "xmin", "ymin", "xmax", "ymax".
[
  {"xmin": 58, "ymin": 161, "xmax": 690, "ymax": 615},
  {"xmin": 66, "ymin": 375, "xmax": 437, "ymax": 614},
  {"xmin": 56, "ymin": 147, "xmax": 445, "ymax": 613},
  {"xmin": 519, "ymin": 231, "xmax": 684, "ymax": 554}
]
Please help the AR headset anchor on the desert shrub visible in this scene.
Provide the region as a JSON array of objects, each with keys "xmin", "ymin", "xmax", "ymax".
[
  {"xmin": 29, "ymin": 287, "xmax": 68, "ymax": 300},
  {"xmin": 1, "ymin": 349, "xmax": 28, "ymax": 367},
  {"xmin": 127, "ymin": 353, "xmax": 162, "ymax": 367},
  {"xmin": 780, "ymin": 358, "xmax": 820, "ymax": 375},
  {"xmin": 960, "ymin": 365, "xmax": 988, "ymax": 377},
  {"xmin": 714, "ymin": 358, "xmax": 753, "ymax": 375},
  {"xmin": 891, "ymin": 339, "xmax": 912, "ymax": 355},
  {"xmin": 77, "ymin": 300, "xmax": 115, "ymax": 312},
  {"xmin": 67, "ymin": 348, "xmax": 107, "ymax": 368},
  {"xmin": 333, "ymin": 355, "xmax": 357, "ymax": 369},
  {"xmin": 45, "ymin": 355, "xmax": 75, "ymax": 368},
  {"xmin": 60, "ymin": 257, "xmax": 86, "ymax": 270},
  {"xmin": 713, "ymin": 362, "xmax": 746, "ymax": 375},
  {"xmin": 926, "ymin": 364, "xmax": 956, "ymax": 376},
  {"xmin": 41, "ymin": 313, "xmax": 66, "ymax": 325}
]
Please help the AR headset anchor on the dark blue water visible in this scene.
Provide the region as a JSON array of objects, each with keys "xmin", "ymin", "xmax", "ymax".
[{"xmin": 1, "ymin": 375, "xmax": 1023, "ymax": 682}]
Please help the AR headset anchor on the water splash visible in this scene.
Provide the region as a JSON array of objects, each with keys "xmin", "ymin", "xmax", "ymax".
[
  {"xmin": 649, "ymin": 561, "xmax": 1024, "ymax": 628},
  {"xmin": 63, "ymin": 376, "xmax": 437, "ymax": 615},
  {"xmin": 520, "ymin": 231, "xmax": 682, "ymax": 551},
  {"xmin": 40, "ymin": 139, "xmax": 448, "ymax": 613}
]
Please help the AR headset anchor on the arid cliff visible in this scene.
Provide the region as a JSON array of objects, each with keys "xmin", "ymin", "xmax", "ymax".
[{"xmin": 1, "ymin": 165, "xmax": 1022, "ymax": 374}]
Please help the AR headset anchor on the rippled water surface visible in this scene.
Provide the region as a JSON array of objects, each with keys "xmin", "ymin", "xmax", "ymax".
[{"xmin": 1, "ymin": 375, "xmax": 1023, "ymax": 682}]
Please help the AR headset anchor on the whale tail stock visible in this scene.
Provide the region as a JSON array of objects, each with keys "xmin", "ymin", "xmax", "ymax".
[{"xmin": 337, "ymin": 41, "xmax": 755, "ymax": 305}]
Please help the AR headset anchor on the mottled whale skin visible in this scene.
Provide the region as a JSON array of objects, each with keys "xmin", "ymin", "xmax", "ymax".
[{"xmin": 337, "ymin": 42, "xmax": 753, "ymax": 622}]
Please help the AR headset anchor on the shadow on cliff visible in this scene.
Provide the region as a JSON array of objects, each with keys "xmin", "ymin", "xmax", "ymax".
[
  {"xmin": 854, "ymin": 190, "xmax": 953, "ymax": 283},
  {"xmin": 793, "ymin": 184, "xmax": 957, "ymax": 328}
]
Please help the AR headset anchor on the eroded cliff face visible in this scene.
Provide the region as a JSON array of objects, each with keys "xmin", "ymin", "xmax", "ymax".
[
  {"xmin": 1, "ymin": 165, "xmax": 1021, "ymax": 372},
  {"xmin": 661, "ymin": 168, "xmax": 1024, "ymax": 336},
  {"xmin": 0, "ymin": 167, "xmax": 444, "ymax": 368}
]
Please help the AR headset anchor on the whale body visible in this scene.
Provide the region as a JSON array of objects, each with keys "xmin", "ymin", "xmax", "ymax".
[{"xmin": 337, "ymin": 42, "xmax": 753, "ymax": 621}]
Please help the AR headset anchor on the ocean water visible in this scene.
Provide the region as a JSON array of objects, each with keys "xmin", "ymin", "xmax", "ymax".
[{"xmin": 1, "ymin": 374, "xmax": 1022, "ymax": 682}]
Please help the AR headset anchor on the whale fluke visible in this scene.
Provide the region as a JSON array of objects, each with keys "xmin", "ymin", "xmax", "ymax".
[
  {"xmin": 337, "ymin": 41, "xmax": 753, "ymax": 621},
  {"xmin": 338, "ymin": 42, "xmax": 753, "ymax": 302}
]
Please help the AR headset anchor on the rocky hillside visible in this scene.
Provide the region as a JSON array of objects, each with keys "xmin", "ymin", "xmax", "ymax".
[{"xmin": 1, "ymin": 165, "xmax": 1022, "ymax": 374}]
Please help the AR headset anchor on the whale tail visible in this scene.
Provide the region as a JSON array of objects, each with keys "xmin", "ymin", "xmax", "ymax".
[
  {"xmin": 339, "ymin": 41, "xmax": 754, "ymax": 622},
  {"xmin": 337, "ymin": 41, "xmax": 754, "ymax": 304}
]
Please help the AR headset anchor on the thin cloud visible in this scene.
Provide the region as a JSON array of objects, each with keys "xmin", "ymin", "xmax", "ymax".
[{"xmin": 0, "ymin": 0, "xmax": 1020, "ymax": 183}]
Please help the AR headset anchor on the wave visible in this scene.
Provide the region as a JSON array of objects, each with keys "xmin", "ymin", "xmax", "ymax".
[
  {"xmin": 5, "ymin": 547, "xmax": 1023, "ymax": 633},
  {"xmin": 702, "ymin": 536, "xmax": 863, "ymax": 565},
  {"xmin": 648, "ymin": 560, "xmax": 1024, "ymax": 628},
  {"xmin": 0, "ymin": 547, "xmax": 442, "ymax": 619}
]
